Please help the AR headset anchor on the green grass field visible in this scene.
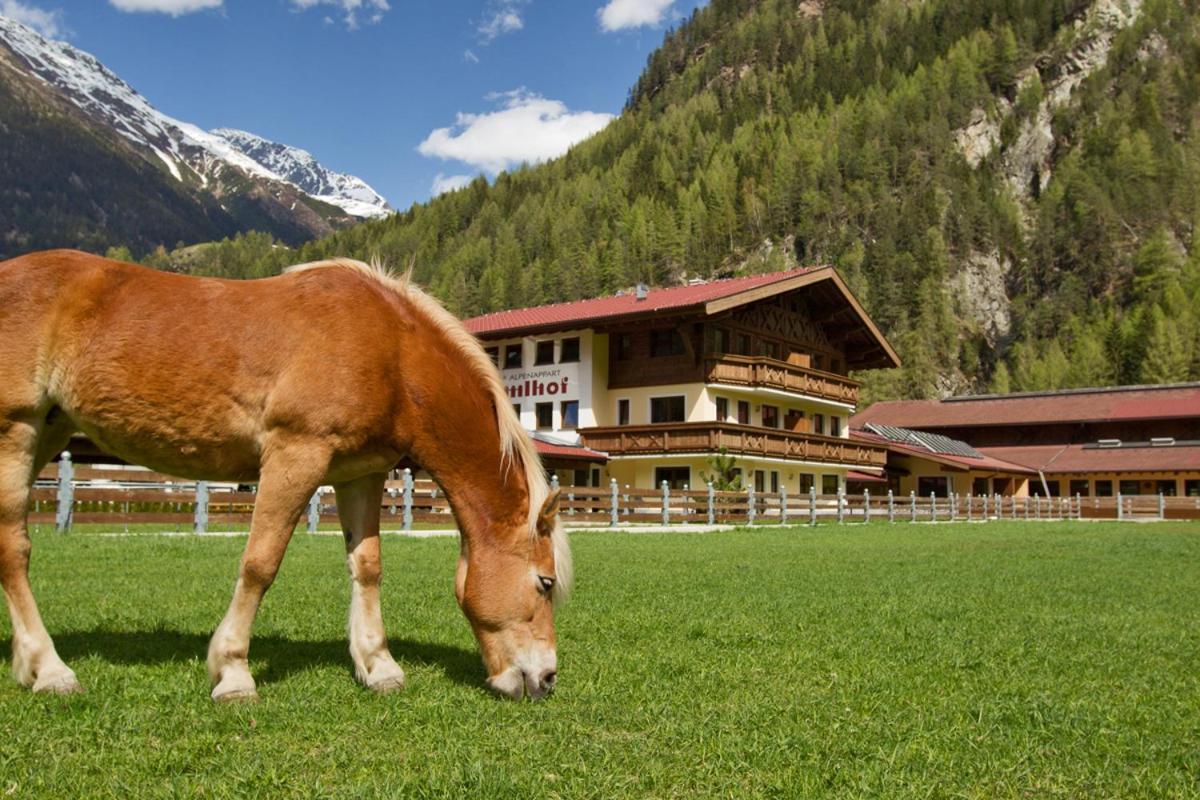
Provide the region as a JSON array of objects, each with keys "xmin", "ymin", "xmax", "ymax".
[{"xmin": 1, "ymin": 522, "xmax": 1198, "ymax": 798}]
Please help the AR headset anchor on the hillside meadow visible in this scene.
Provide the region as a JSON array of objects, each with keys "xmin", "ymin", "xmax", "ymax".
[{"xmin": 1, "ymin": 522, "xmax": 1197, "ymax": 798}]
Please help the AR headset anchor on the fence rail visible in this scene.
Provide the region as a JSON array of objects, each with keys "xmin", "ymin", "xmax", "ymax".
[{"xmin": 31, "ymin": 454, "xmax": 1200, "ymax": 533}]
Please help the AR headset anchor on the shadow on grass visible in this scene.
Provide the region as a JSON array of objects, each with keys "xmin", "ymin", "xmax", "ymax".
[{"xmin": 48, "ymin": 629, "xmax": 484, "ymax": 689}]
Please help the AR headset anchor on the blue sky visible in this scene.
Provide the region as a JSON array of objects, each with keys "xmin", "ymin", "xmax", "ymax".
[{"xmin": 2, "ymin": 0, "xmax": 707, "ymax": 210}]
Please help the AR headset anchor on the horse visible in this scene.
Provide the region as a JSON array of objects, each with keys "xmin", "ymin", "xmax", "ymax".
[{"xmin": 0, "ymin": 250, "xmax": 571, "ymax": 701}]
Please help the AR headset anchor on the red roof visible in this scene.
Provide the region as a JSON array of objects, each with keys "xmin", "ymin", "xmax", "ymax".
[
  {"xmin": 979, "ymin": 443, "xmax": 1200, "ymax": 474},
  {"xmin": 846, "ymin": 470, "xmax": 887, "ymax": 483},
  {"xmin": 852, "ymin": 384, "xmax": 1200, "ymax": 428},
  {"xmin": 851, "ymin": 430, "xmax": 1037, "ymax": 475},
  {"xmin": 533, "ymin": 437, "xmax": 608, "ymax": 463},
  {"xmin": 465, "ymin": 268, "xmax": 821, "ymax": 336}
]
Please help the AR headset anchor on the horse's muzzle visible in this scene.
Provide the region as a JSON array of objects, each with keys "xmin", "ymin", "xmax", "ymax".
[{"xmin": 487, "ymin": 667, "xmax": 557, "ymax": 700}]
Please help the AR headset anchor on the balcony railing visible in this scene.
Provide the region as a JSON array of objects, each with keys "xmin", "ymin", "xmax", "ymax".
[
  {"xmin": 705, "ymin": 355, "xmax": 859, "ymax": 405},
  {"xmin": 580, "ymin": 422, "xmax": 887, "ymax": 468}
]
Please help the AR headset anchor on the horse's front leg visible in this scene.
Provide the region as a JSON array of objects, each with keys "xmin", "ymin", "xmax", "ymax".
[
  {"xmin": 207, "ymin": 443, "xmax": 328, "ymax": 702},
  {"xmin": 335, "ymin": 473, "xmax": 405, "ymax": 692}
]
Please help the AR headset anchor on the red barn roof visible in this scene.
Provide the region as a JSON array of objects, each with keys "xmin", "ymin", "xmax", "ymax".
[
  {"xmin": 978, "ymin": 443, "xmax": 1200, "ymax": 474},
  {"xmin": 852, "ymin": 430, "xmax": 1036, "ymax": 475},
  {"xmin": 853, "ymin": 384, "xmax": 1200, "ymax": 429},
  {"xmin": 464, "ymin": 266, "xmax": 900, "ymax": 369}
]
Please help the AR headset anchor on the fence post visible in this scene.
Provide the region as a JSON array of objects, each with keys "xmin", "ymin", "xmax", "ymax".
[
  {"xmin": 707, "ymin": 482, "xmax": 715, "ymax": 525},
  {"xmin": 994, "ymin": 493, "xmax": 1001, "ymax": 521},
  {"xmin": 550, "ymin": 473, "xmax": 559, "ymax": 497},
  {"xmin": 780, "ymin": 485, "xmax": 788, "ymax": 526},
  {"xmin": 610, "ymin": 479, "xmax": 619, "ymax": 527},
  {"xmin": 1116, "ymin": 491, "xmax": 1123, "ymax": 521},
  {"xmin": 809, "ymin": 485, "xmax": 817, "ymax": 526},
  {"xmin": 747, "ymin": 484, "xmax": 756, "ymax": 525},
  {"xmin": 910, "ymin": 491, "xmax": 916, "ymax": 523},
  {"xmin": 983, "ymin": 492, "xmax": 989, "ymax": 521},
  {"xmin": 930, "ymin": 492, "xmax": 937, "ymax": 524},
  {"xmin": 402, "ymin": 468, "xmax": 413, "ymax": 532},
  {"xmin": 567, "ymin": 489, "xmax": 575, "ymax": 517},
  {"xmin": 661, "ymin": 481, "xmax": 670, "ymax": 527},
  {"xmin": 307, "ymin": 491, "xmax": 321, "ymax": 534},
  {"xmin": 55, "ymin": 451, "xmax": 74, "ymax": 533},
  {"xmin": 836, "ymin": 489, "xmax": 845, "ymax": 525},
  {"xmin": 864, "ymin": 490, "xmax": 871, "ymax": 524},
  {"xmin": 194, "ymin": 481, "xmax": 209, "ymax": 535},
  {"xmin": 1158, "ymin": 492, "xmax": 1165, "ymax": 521},
  {"xmin": 949, "ymin": 492, "xmax": 956, "ymax": 521},
  {"xmin": 1075, "ymin": 493, "xmax": 1081, "ymax": 521},
  {"xmin": 887, "ymin": 489, "xmax": 894, "ymax": 523}
]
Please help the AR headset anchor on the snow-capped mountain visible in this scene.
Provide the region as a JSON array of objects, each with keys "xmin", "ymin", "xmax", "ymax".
[
  {"xmin": 213, "ymin": 129, "xmax": 391, "ymax": 219},
  {"xmin": 0, "ymin": 14, "xmax": 390, "ymax": 221}
]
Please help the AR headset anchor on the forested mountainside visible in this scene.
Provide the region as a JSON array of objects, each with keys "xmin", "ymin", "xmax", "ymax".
[
  {"xmin": 0, "ymin": 15, "xmax": 389, "ymax": 258},
  {"xmin": 121, "ymin": 0, "xmax": 1200, "ymax": 401}
]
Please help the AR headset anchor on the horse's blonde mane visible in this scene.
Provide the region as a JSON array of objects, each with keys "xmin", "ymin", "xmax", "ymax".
[{"xmin": 286, "ymin": 258, "xmax": 572, "ymax": 602}]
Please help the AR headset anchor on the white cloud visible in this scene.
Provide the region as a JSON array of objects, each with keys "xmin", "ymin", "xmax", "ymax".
[
  {"xmin": 107, "ymin": 0, "xmax": 222, "ymax": 15},
  {"xmin": 476, "ymin": 0, "xmax": 525, "ymax": 43},
  {"xmin": 289, "ymin": 0, "xmax": 389, "ymax": 29},
  {"xmin": 463, "ymin": 48, "xmax": 479, "ymax": 64},
  {"xmin": 431, "ymin": 173, "xmax": 474, "ymax": 196},
  {"xmin": 598, "ymin": 0, "xmax": 674, "ymax": 32},
  {"xmin": 418, "ymin": 89, "xmax": 614, "ymax": 174},
  {"xmin": 1, "ymin": 0, "xmax": 66, "ymax": 36}
]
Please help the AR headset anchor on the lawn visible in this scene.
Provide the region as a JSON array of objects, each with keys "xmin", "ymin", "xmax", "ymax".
[{"xmin": 1, "ymin": 522, "xmax": 1197, "ymax": 798}]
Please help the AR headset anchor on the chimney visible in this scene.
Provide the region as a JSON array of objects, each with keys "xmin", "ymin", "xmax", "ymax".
[{"xmin": 635, "ymin": 283, "xmax": 649, "ymax": 301}]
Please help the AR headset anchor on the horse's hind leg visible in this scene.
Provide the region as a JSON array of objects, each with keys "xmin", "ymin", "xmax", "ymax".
[
  {"xmin": 335, "ymin": 473, "xmax": 404, "ymax": 693},
  {"xmin": 0, "ymin": 413, "xmax": 80, "ymax": 694},
  {"xmin": 207, "ymin": 442, "xmax": 329, "ymax": 702}
]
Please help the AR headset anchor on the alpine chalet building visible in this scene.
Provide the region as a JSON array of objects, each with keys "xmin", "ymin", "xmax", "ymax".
[{"xmin": 464, "ymin": 267, "xmax": 898, "ymax": 494}]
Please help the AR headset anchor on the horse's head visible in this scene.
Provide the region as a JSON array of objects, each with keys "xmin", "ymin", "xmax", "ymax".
[{"xmin": 455, "ymin": 487, "xmax": 569, "ymax": 700}]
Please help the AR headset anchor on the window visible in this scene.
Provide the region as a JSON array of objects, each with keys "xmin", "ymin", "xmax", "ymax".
[
  {"xmin": 535, "ymin": 340, "xmax": 555, "ymax": 365},
  {"xmin": 714, "ymin": 327, "xmax": 730, "ymax": 354},
  {"xmin": 830, "ymin": 358, "xmax": 843, "ymax": 374},
  {"xmin": 614, "ymin": 333, "xmax": 633, "ymax": 361},
  {"xmin": 917, "ymin": 476, "xmax": 948, "ymax": 498},
  {"xmin": 560, "ymin": 337, "xmax": 580, "ymax": 363},
  {"xmin": 1157, "ymin": 480, "xmax": 1178, "ymax": 497},
  {"xmin": 573, "ymin": 469, "xmax": 588, "ymax": 487},
  {"xmin": 715, "ymin": 396, "xmax": 729, "ymax": 422},
  {"xmin": 813, "ymin": 414, "xmax": 825, "ymax": 435},
  {"xmin": 655, "ymin": 467, "xmax": 690, "ymax": 491},
  {"xmin": 535, "ymin": 402, "xmax": 553, "ymax": 430},
  {"xmin": 822, "ymin": 474, "xmax": 841, "ymax": 495},
  {"xmin": 761, "ymin": 340, "xmax": 779, "ymax": 360},
  {"xmin": 512, "ymin": 403, "xmax": 521, "ymax": 418},
  {"xmin": 591, "ymin": 468, "xmax": 601, "ymax": 488},
  {"xmin": 737, "ymin": 401, "xmax": 750, "ymax": 425},
  {"xmin": 761, "ymin": 405, "xmax": 779, "ymax": 429},
  {"xmin": 484, "ymin": 346, "xmax": 499, "ymax": 367},
  {"xmin": 1032, "ymin": 480, "xmax": 1060, "ymax": 497},
  {"xmin": 650, "ymin": 329, "xmax": 684, "ymax": 357},
  {"xmin": 650, "ymin": 396, "xmax": 686, "ymax": 423},
  {"xmin": 770, "ymin": 471, "xmax": 779, "ymax": 493},
  {"xmin": 798, "ymin": 474, "xmax": 814, "ymax": 493},
  {"xmin": 560, "ymin": 401, "xmax": 579, "ymax": 430},
  {"xmin": 754, "ymin": 470, "xmax": 765, "ymax": 492},
  {"xmin": 830, "ymin": 416, "xmax": 842, "ymax": 437},
  {"xmin": 972, "ymin": 478, "xmax": 988, "ymax": 496},
  {"xmin": 504, "ymin": 344, "xmax": 523, "ymax": 369},
  {"xmin": 617, "ymin": 399, "xmax": 630, "ymax": 426},
  {"xmin": 736, "ymin": 334, "xmax": 752, "ymax": 355},
  {"xmin": 1095, "ymin": 480, "xmax": 1113, "ymax": 497},
  {"xmin": 1069, "ymin": 479, "xmax": 1090, "ymax": 497},
  {"xmin": 1119, "ymin": 480, "xmax": 1140, "ymax": 496}
]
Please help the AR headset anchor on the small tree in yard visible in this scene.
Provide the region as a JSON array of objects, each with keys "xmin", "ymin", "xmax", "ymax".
[{"xmin": 701, "ymin": 448, "xmax": 744, "ymax": 522}]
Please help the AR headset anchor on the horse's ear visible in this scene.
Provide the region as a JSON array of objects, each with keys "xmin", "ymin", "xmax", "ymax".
[{"xmin": 537, "ymin": 488, "xmax": 561, "ymax": 537}]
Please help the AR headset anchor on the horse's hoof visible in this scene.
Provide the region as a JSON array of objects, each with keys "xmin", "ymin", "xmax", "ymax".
[
  {"xmin": 33, "ymin": 672, "xmax": 83, "ymax": 695},
  {"xmin": 366, "ymin": 665, "xmax": 406, "ymax": 694},
  {"xmin": 212, "ymin": 687, "xmax": 259, "ymax": 704}
]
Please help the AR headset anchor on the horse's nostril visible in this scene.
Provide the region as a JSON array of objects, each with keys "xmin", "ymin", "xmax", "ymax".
[{"xmin": 540, "ymin": 670, "xmax": 557, "ymax": 691}]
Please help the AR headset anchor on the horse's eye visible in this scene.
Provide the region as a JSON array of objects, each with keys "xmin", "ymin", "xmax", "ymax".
[{"xmin": 537, "ymin": 575, "xmax": 556, "ymax": 594}]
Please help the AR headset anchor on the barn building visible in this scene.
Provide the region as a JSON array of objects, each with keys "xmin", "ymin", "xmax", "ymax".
[
  {"xmin": 852, "ymin": 384, "xmax": 1200, "ymax": 498},
  {"xmin": 464, "ymin": 267, "xmax": 899, "ymax": 493}
]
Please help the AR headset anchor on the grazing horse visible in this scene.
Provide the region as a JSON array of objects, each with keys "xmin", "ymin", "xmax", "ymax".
[{"xmin": 0, "ymin": 250, "xmax": 570, "ymax": 701}]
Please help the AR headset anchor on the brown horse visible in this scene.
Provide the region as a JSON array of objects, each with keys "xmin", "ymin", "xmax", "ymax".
[{"xmin": 0, "ymin": 250, "xmax": 570, "ymax": 701}]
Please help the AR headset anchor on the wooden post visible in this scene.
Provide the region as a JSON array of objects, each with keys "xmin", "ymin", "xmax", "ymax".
[
  {"xmin": 910, "ymin": 491, "xmax": 916, "ymax": 523},
  {"xmin": 836, "ymin": 489, "xmax": 845, "ymax": 524},
  {"xmin": 402, "ymin": 468, "xmax": 413, "ymax": 532},
  {"xmin": 567, "ymin": 490, "xmax": 575, "ymax": 517},
  {"xmin": 55, "ymin": 451, "xmax": 74, "ymax": 533},
  {"xmin": 1116, "ymin": 491, "xmax": 1123, "ymax": 521},
  {"xmin": 707, "ymin": 482, "xmax": 715, "ymax": 526},
  {"xmin": 661, "ymin": 481, "xmax": 670, "ymax": 527},
  {"xmin": 780, "ymin": 485, "xmax": 788, "ymax": 526},
  {"xmin": 194, "ymin": 480, "xmax": 209, "ymax": 535},
  {"xmin": 809, "ymin": 485, "xmax": 817, "ymax": 526},
  {"xmin": 1158, "ymin": 492, "xmax": 1165, "ymax": 521},
  {"xmin": 887, "ymin": 489, "xmax": 894, "ymax": 523},
  {"xmin": 748, "ymin": 484, "xmax": 756, "ymax": 525},
  {"xmin": 930, "ymin": 492, "xmax": 937, "ymax": 524},
  {"xmin": 1075, "ymin": 493, "xmax": 1081, "ymax": 521},
  {"xmin": 307, "ymin": 491, "xmax": 320, "ymax": 534},
  {"xmin": 966, "ymin": 494, "xmax": 972, "ymax": 523},
  {"xmin": 994, "ymin": 493, "xmax": 1002, "ymax": 521},
  {"xmin": 982, "ymin": 492, "xmax": 988, "ymax": 520},
  {"xmin": 864, "ymin": 490, "xmax": 871, "ymax": 524},
  {"xmin": 610, "ymin": 479, "xmax": 619, "ymax": 527}
]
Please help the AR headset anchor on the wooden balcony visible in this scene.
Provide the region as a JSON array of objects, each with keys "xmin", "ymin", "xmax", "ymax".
[
  {"xmin": 705, "ymin": 355, "xmax": 859, "ymax": 405},
  {"xmin": 580, "ymin": 423, "xmax": 888, "ymax": 468}
]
